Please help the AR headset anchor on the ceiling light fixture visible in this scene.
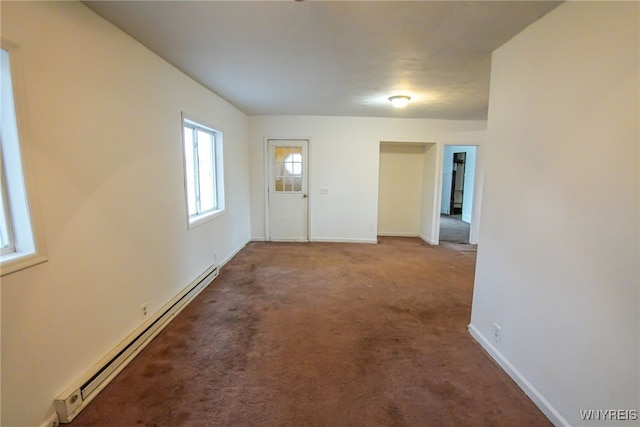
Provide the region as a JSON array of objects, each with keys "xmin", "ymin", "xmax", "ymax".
[{"xmin": 388, "ymin": 95, "xmax": 411, "ymax": 108}]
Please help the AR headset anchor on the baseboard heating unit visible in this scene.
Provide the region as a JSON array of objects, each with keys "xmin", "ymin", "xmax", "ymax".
[{"xmin": 54, "ymin": 264, "xmax": 219, "ymax": 423}]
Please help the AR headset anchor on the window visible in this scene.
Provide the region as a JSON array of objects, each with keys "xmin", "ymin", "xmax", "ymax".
[
  {"xmin": 182, "ymin": 116, "xmax": 224, "ymax": 227},
  {"xmin": 274, "ymin": 147, "xmax": 303, "ymax": 192},
  {"xmin": 1, "ymin": 47, "xmax": 47, "ymax": 275},
  {"xmin": 0, "ymin": 163, "xmax": 15, "ymax": 255}
]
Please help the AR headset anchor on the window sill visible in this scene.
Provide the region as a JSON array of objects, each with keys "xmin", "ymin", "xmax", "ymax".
[
  {"xmin": 188, "ymin": 208, "xmax": 225, "ymax": 229},
  {"xmin": 1, "ymin": 251, "xmax": 48, "ymax": 276}
]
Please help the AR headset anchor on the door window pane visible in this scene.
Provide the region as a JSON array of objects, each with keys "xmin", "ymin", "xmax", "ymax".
[{"xmin": 273, "ymin": 146, "xmax": 303, "ymax": 193}]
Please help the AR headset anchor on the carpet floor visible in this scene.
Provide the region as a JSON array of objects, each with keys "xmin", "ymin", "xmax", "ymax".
[
  {"xmin": 439, "ymin": 214, "xmax": 470, "ymax": 244},
  {"xmin": 71, "ymin": 237, "xmax": 550, "ymax": 427}
]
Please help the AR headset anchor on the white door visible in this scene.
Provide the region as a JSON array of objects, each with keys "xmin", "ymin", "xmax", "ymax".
[{"xmin": 267, "ymin": 139, "xmax": 309, "ymax": 241}]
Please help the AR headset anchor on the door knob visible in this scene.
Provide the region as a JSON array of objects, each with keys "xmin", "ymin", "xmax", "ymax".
[{"xmin": 303, "ymin": 194, "xmax": 308, "ymax": 198}]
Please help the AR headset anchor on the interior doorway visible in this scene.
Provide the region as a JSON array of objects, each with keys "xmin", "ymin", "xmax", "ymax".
[
  {"xmin": 377, "ymin": 143, "xmax": 426, "ymax": 237},
  {"xmin": 377, "ymin": 142, "xmax": 440, "ymax": 244},
  {"xmin": 439, "ymin": 146, "xmax": 476, "ymax": 244}
]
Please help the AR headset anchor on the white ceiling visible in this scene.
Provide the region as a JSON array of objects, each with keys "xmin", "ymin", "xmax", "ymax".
[{"xmin": 85, "ymin": 1, "xmax": 561, "ymax": 120}]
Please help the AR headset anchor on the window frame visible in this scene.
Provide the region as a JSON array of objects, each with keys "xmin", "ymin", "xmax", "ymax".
[
  {"xmin": 1, "ymin": 42, "xmax": 47, "ymax": 276},
  {"xmin": 181, "ymin": 113, "xmax": 225, "ymax": 228},
  {"xmin": 0, "ymin": 151, "xmax": 16, "ymax": 256}
]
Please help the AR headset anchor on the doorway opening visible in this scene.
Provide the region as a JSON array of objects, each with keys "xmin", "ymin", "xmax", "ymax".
[
  {"xmin": 377, "ymin": 142, "xmax": 440, "ymax": 243},
  {"xmin": 439, "ymin": 146, "xmax": 476, "ymax": 244}
]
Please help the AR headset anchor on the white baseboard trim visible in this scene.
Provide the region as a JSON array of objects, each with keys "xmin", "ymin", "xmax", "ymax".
[
  {"xmin": 220, "ymin": 239, "xmax": 250, "ymax": 267},
  {"xmin": 377, "ymin": 232, "xmax": 420, "ymax": 237},
  {"xmin": 254, "ymin": 236, "xmax": 378, "ymax": 244},
  {"xmin": 39, "ymin": 412, "xmax": 60, "ymax": 427},
  {"xmin": 419, "ymin": 234, "xmax": 438, "ymax": 245},
  {"xmin": 467, "ymin": 324, "xmax": 570, "ymax": 427},
  {"xmin": 309, "ymin": 237, "xmax": 377, "ymax": 244}
]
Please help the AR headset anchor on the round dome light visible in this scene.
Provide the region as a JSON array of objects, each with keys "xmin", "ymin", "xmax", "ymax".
[{"xmin": 388, "ymin": 95, "xmax": 411, "ymax": 108}]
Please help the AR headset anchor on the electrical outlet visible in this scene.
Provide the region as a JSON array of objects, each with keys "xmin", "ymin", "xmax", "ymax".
[
  {"xmin": 493, "ymin": 323, "xmax": 502, "ymax": 342},
  {"xmin": 320, "ymin": 187, "xmax": 328, "ymax": 194},
  {"xmin": 141, "ymin": 303, "xmax": 148, "ymax": 318}
]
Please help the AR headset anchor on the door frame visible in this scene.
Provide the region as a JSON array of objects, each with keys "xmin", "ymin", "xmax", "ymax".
[
  {"xmin": 264, "ymin": 137, "xmax": 311, "ymax": 242},
  {"xmin": 435, "ymin": 144, "xmax": 481, "ymax": 245},
  {"xmin": 450, "ymin": 152, "xmax": 467, "ymax": 215}
]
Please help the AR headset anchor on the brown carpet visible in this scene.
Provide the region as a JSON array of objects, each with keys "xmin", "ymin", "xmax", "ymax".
[{"xmin": 71, "ymin": 237, "xmax": 550, "ymax": 427}]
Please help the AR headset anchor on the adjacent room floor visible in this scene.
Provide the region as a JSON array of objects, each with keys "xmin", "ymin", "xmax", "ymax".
[
  {"xmin": 71, "ymin": 238, "xmax": 550, "ymax": 426},
  {"xmin": 439, "ymin": 214, "xmax": 471, "ymax": 244}
]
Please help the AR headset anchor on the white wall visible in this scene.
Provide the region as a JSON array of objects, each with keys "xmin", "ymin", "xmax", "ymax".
[
  {"xmin": 248, "ymin": 116, "xmax": 485, "ymax": 243},
  {"xmin": 440, "ymin": 145, "xmax": 476, "ymax": 223},
  {"xmin": 470, "ymin": 2, "xmax": 639, "ymax": 426},
  {"xmin": 1, "ymin": 3, "xmax": 251, "ymax": 426},
  {"xmin": 419, "ymin": 143, "xmax": 440, "ymax": 244},
  {"xmin": 378, "ymin": 143, "xmax": 425, "ymax": 236},
  {"xmin": 460, "ymin": 148, "xmax": 476, "ymax": 224}
]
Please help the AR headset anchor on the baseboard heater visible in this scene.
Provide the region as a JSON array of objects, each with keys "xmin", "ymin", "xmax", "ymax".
[{"xmin": 54, "ymin": 264, "xmax": 219, "ymax": 423}]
